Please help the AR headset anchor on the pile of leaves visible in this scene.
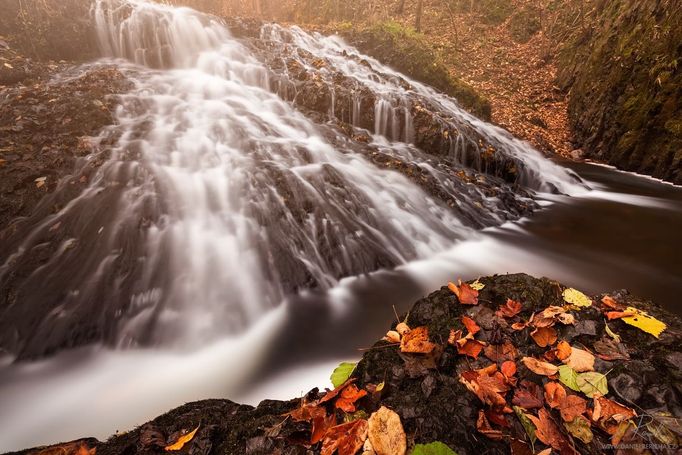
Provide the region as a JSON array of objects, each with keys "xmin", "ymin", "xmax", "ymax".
[{"xmin": 20, "ymin": 274, "xmax": 682, "ymax": 455}]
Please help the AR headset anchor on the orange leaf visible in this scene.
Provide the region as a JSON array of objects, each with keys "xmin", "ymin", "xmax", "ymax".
[
  {"xmin": 555, "ymin": 341, "xmax": 572, "ymax": 361},
  {"xmin": 287, "ymin": 404, "xmax": 326, "ymax": 422},
  {"xmin": 460, "ymin": 368, "xmax": 510, "ymax": 408},
  {"xmin": 321, "ymin": 420, "xmax": 368, "ymax": 455},
  {"xmin": 462, "ymin": 316, "xmax": 481, "ymax": 335},
  {"xmin": 526, "ymin": 408, "xmax": 569, "ymax": 451},
  {"xmin": 400, "ymin": 326, "xmax": 437, "ymax": 354},
  {"xmin": 521, "ymin": 357, "xmax": 558, "ymax": 376},
  {"xmin": 496, "ymin": 298, "xmax": 522, "ymax": 318},
  {"xmin": 448, "ymin": 280, "xmax": 479, "ymax": 305},
  {"xmin": 530, "ymin": 326, "xmax": 558, "ymax": 348},
  {"xmin": 311, "ymin": 413, "xmax": 337, "ymax": 444},
  {"xmin": 501, "ymin": 360, "xmax": 517, "ymax": 378},
  {"xmin": 558, "ymin": 395, "xmax": 587, "ymax": 422},
  {"xmin": 319, "ymin": 378, "xmax": 356, "ymax": 405},
  {"xmin": 606, "ymin": 311, "xmax": 637, "ymax": 320},
  {"xmin": 484, "ymin": 340, "xmax": 518, "ymax": 362},
  {"xmin": 457, "ymin": 339, "xmax": 485, "ymax": 359},
  {"xmin": 477, "ymin": 410, "xmax": 504, "ymax": 440},
  {"xmin": 165, "ymin": 425, "xmax": 199, "ymax": 451},
  {"xmin": 596, "ymin": 397, "xmax": 636, "ymax": 423},
  {"xmin": 335, "ymin": 384, "xmax": 368, "ymax": 413},
  {"xmin": 562, "ymin": 346, "xmax": 595, "ymax": 372},
  {"xmin": 601, "ymin": 295, "xmax": 622, "ymax": 310},
  {"xmin": 544, "ymin": 382, "xmax": 566, "ymax": 409}
]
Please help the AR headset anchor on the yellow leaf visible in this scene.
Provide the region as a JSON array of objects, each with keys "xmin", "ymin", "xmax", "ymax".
[
  {"xmin": 562, "ymin": 288, "xmax": 592, "ymax": 308},
  {"xmin": 165, "ymin": 425, "xmax": 199, "ymax": 451},
  {"xmin": 621, "ymin": 306, "xmax": 666, "ymax": 338},
  {"xmin": 470, "ymin": 280, "xmax": 485, "ymax": 291}
]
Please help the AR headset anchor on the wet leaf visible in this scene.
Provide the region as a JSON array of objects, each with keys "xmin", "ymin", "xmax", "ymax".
[
  {"xmin": 401, "ymin": 326, "xmax": 437, "ymax": 354},
  {"xmin": 595, "ymin": 396, "xmax": 636, "ymax": 423},
  {"xmin": 521, "ymin": 357, "xmax": 558, "ymax": 376},
  {"xmin": 457, "ymin": 339, "xmax": 485, "ymax": 359},
  {"xmin": 555, "ymin": 341, "xmax": 571, "ymax": 361},
  {"xmin": 335, "ymin": 384, "xmax": 368, "ymax": 413},
  {"xmin": 562, "ymin": 346, "xmax": 594, "ymax": 372},
  {"xmin": 557, "ymin": 365, "xmax": 580, "ymax": 392},
  {"xmin": 620, "ymin": 306, "xmax": 667, "ymax": 338},
  {"xmin": 576, "ymin": 372, "xmax": 608, "ymax": 398},
  {"xmin": 165, "ymin": 425, "xmax": 199, "ymax": 451},
  {"xmin": 476, "ymin": 410, "xmax": 504, "ymax": 440},
  {"xmin": 483, "ymin": 340, "xmax": 518, "ymax": 362},
  {"xmin": 461, "ymin": 316, "xmax": 480, "ymax": 335},
  {"xmin": 460, "ymin": 367, "xmax": 509, "ymax": 408},
  {"xmin": 593, "ymin": 336, "xmax": 629, "ymax": 361},
  {"xmin": 564, "ymin": 415, "xmax": 593, "ymax": 444},
  {"xmin": 501, "ymin": 360, "xmax": 517, "ymax": 378},
  {"xmin": 496, "ymin": 299, "xmax": 522, "ymax": 318},
  {"xmin": 331, "ymin": 362, "xmax": 357, "ymax": 388},
  {"xmin": 448, "ymin": 280, "xmax": 479, "ymax": 305},
  {"xmin": 367, "ymin": 406, "xmax": 406, "ymax": 455},
  {"xmin": 321, "ymin": 419, "xmax": 368, "ymax": 455},
  {"xmin": 513, "ymin": 406, "xmax": 537, "ymax": 446},
  {"xmin": 558, "ymin": 394, "xmax": 587, "ymax": 422},
  {"xmin": 525, "ymin": 408, "xmax": 568, "ymax": 451},
  {"xmin": 601, "ymin": 295, "xmax": 622, "ymax": 310},
  {"xmin": 312, "ymin": 413, "xmax": 337, "ymax": 444},
  {"xmin": 544, "ymin": 382, "xmax": 567, "ymax": 409},
  {"xmin": 604, "ymin": 322, "xmax": 621, "ymax": 343},
  {"xmin": 562, "ymin": 288, "xmax": 592, "ymax": 308},
  {"xmin": 530, "ymin": 326, "xmax": 557, "ymax": 348},
  {"xmin": 411, "ymin": 441, "xmax": 458, "ymax": 455},
  {"xmin": 512, "ymin": 383, "xmax": 543, "ymax": 409}
]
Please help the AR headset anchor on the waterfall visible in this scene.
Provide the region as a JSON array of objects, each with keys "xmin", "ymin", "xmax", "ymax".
[{"xmin": 0, "ymin": 0, "xmax": 585, "ymax": 359}]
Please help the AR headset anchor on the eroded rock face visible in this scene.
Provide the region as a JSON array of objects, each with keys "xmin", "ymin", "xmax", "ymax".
[{"xmin": 24, "ymin": 274, "xmax": 681, "ymax": 455}]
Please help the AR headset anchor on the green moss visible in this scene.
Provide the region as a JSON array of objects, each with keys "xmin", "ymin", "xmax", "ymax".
[{"xmin": 340, "ymin": 21, "xmax": 491, "ymax": 120}]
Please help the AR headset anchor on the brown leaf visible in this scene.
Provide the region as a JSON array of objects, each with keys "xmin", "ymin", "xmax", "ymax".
[
  {"xmin": 477, "ymin": 409, "xmax": 504, "ymax": 440},
  {"xmin": 544, "ymin": 382, "xmax": 567, "ymax": 409},
  {"xmin": 562, "ymin": 346, "xmax": 595, "ymax": 372},
  {"xmin": 521, "ymin": 357, "xmax": 559, "ymax": 376},
  {"xmin": 462, "ymin": 316, "xmax": 481, "ymax": 335},
  {"xmin": 512, "ymin": 381, "xmax": 544, "ymax": 409},
  {"xmin": 335, "ymin": 384, "xmax": 368, "ymax": 413},
  {"xmin": 484, "ymin": 340, "xmax": 518, "ymax": 362},
  {"xmin": 486, "ymin": 409, "xmax": 510, "ymax": 428},
  {"xmin": 601, "ymin": 295, "xmax": 622, "ymax": 310},
  {"xmin": 321, "ymin": 420, "xmax": 368, "ymax": 455},
  {"xmin": 448, "ymin": 280, "xmax": 479, "ymax": 305},
  {"xmin": 460, "ymin": 368, "xmax": 510, "ymax": 408},
  {"xmin": 555, "ymin": 341, "xmax": 572, "ymax": 361},
  {"xmin": 526, "ymin": 408, "xmax": 569, "ymax": 451},
  {"xmin": 319, "ymin": 378, "xmax": 356, "ymax": 405},
  {"xmin": 605, "ymin": 310, "xmax": 636, "ymax": 320},
  {"xmin": 596, "ymin": 397, "xmax": 636, "ymax": 423},
  {"xmin": 558, "ymin": 395, "xmax": 587, "ymax": 422},
  {"xmin": 593, "ymin": 336, "xmax": 629, "ymax": 361},
  {"xmin": 312, "ymin": 413, "xmax": 337, "ymax": 444},
  {"xmin": 501, "ymin": 360, "xmax": 517, "ymax": 378},
  {"xmin": 531, "ymin": 326, "xmax": 558, "ymax": 348},
  {"xmin": 457, "ymin": 339, "xmax": 485, "ymax": 359},
  {"xmin": 400, "ymin": 326, "xmax": 437, "ymax": 354},
  {"xmin": 367, "ymin": 406, "xmax": 406, "ymax": 455},
  {"xmin": 496, "ymin": 298, "xmax": 522, "ymax": 318}
]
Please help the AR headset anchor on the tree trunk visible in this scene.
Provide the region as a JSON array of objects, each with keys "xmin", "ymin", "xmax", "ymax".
[
  {"xmin": 396, "ymin": 0, "xmax": 406, "ymax": 14},
  {"xmin": 415, "ymin": 0, "xmax": 424, "ymax": 32}
]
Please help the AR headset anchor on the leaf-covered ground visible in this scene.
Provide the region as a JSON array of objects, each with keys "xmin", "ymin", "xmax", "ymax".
[{"xmin": 18, "ymin": 273, "xmax": 682, "ymax": 455}]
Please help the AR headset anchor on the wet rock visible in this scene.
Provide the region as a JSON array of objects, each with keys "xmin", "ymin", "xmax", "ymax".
[{"xmin": 17, "ymin": 273, "xmax": 681, "ymax": 454}]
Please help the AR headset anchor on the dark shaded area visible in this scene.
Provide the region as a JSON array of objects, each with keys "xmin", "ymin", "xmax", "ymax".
[
  {"xmin": 15, "ymin": 273, "xmax": 681, "ymax": 454},
  {"xmin": 556, "ymin": 0, "xmax": 682, "ymax": 184}
]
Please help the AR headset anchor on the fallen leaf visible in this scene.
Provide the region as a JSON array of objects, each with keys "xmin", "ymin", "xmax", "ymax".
[
  {"xmin": 460, "ymin": 368, "xmax": 510, "ymax": 408},
  {"xmin": 501, "ymin": 360, "xmax": 517, "ymax": 378},
  {"xmin": 496, "ymin": 299, "xmax": 522, "ymax": 318},
  {"xmin": 556, "ymin": 313, "xmax": 575, "ymax": 325},
  {"xmin": 321, "ymin": 419, "xmax": 368, "ymax": 455},
  {"xmin": 562, "ymin": 346, "xmax": 595, "ymax": 372},
  {"xmin": 335, "ymin": 384, "xmax": 368, "ymax": 413},
  {"xmin": 557, "ymin": 365, "xmax": 580, "ymax": 392},
  {"xmin": 35, "ymin": 176, "xmax": 47, "ymax": 188},
  {"xmin": 555, "ymin": 341, "xmax": 572, "ymax": 361},
  {"xmin": 593, "ymin": 336, "xmax": 629, "ymax": 361},
  {"xmin": 457, "ymin": 339, "xmax": 485, "ymax": 358},
  {"xmin": 477, "ymin": 410, "xmax": 504, "ymax": 440},
  {"xmin": 606, "ymin": 310, "xmax": 637, "ymax": 320},
  {"xmin": 400, "ymin": 326, "xmax": 437, "ymax": 354},
  {"xmin": 620, "ymin": 306, "xmax": 667, "ymax": 338},
  {"xmin": 319, "ymin": 378, "xmax": 356, "ymax": 405},
  {"xmin": 601, "ymin": 295, "xmax": 622, "ymax": 310},
  {"xmin": 331, "ymin": 362, "xmax": 357, "ymax": 388},
  {"xmin": 512, "ymin": 406, "xmax": 538, "ymax": 446},
  {"xmin": 526, "ymin": 408, "xmax": 568, "ymax": 451},
  {"xmin": 509, "ymin": 439, "xmax": 533, "ymax": 455},
  {"xmin": 562, "ymin": 288, "xmax": 592, "ymax": 308},
  {"xmin": 383, "ymin": 330, "xmax": 401, "ymax": 343},
  {"xmin": 512, "ymin": 382, "xmax": 543, "ymax": 409},
  {"xmin": 312, "ymin": 413, "xmax": 337, "ymax": 444},
  {"xmin": 470, "ymin": 279, "xmax": 485, "ymax": 290},
  {"xmin": 485, "ymin": 408, "xmax": 510, "ymax": 428},
  {"xmin": 564, "ymin": 415, "xmax": 593, "ymax": 444},
  {"xmin": 396, "ymin": 322, "xmax": 411, "ymax": 335},
  {"xmin": 595, "ymin": 396, "xmax": 636, "ymax": 423},
  {"xmin": 521, "ymin": 357, "xmax": 558, "ymax": 376},
  {"xmin": 558, "ymin": 394, "xmax": 587, "ymax": 422},
  {"xmin": 165, "ymin": 425, "xmax": 199, "ymax": 451},
  {"xmin": 604, "ymin": 322, "xmax": 621, "ymax": 343},
  {"xmin": 576, "ymin": 372, "xmax": 608, "ymax": 398},
  {"xmin": 530, "ymin": 326, "xmax": 557, "ymax": 348},
  {"xmin": 367, "ymin": 406, "xmax": 406, "ymax": 455},
  {"xmin": 448, "ymin": 280, "xmax": 479, "ymax": 305},
  {"xmin": 288, "ymin": 403, "xmax": 326, "ymax": 422},
  {"xmin": 484, "ymin": 340, "xmax": 518, "ymax": 362},
  {"xmin": 411, "ymin": 441, "xmax": 457, "ymax": 455},
  {"xmin": 461, "ymin": 316, "xmax": 481, "ymax": 335}
]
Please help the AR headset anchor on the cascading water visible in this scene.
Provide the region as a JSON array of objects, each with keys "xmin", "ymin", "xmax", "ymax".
[{"xmin": 0, "ymin": 0, "xmax": 585, "ymax": 359}]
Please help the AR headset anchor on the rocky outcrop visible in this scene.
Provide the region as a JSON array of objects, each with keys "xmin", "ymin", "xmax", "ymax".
[
  {"xmin": 557, "ymin": 0, "xmax": 682, "ymax": 183},
  {"xmin": 17, "ymin": 273, "xmax": 682, "ymax": 454}
]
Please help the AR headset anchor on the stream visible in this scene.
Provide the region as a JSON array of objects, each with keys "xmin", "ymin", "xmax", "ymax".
[{"xmin": 0, "ymin": 0, "xmax": 681, "ymax": 451}]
